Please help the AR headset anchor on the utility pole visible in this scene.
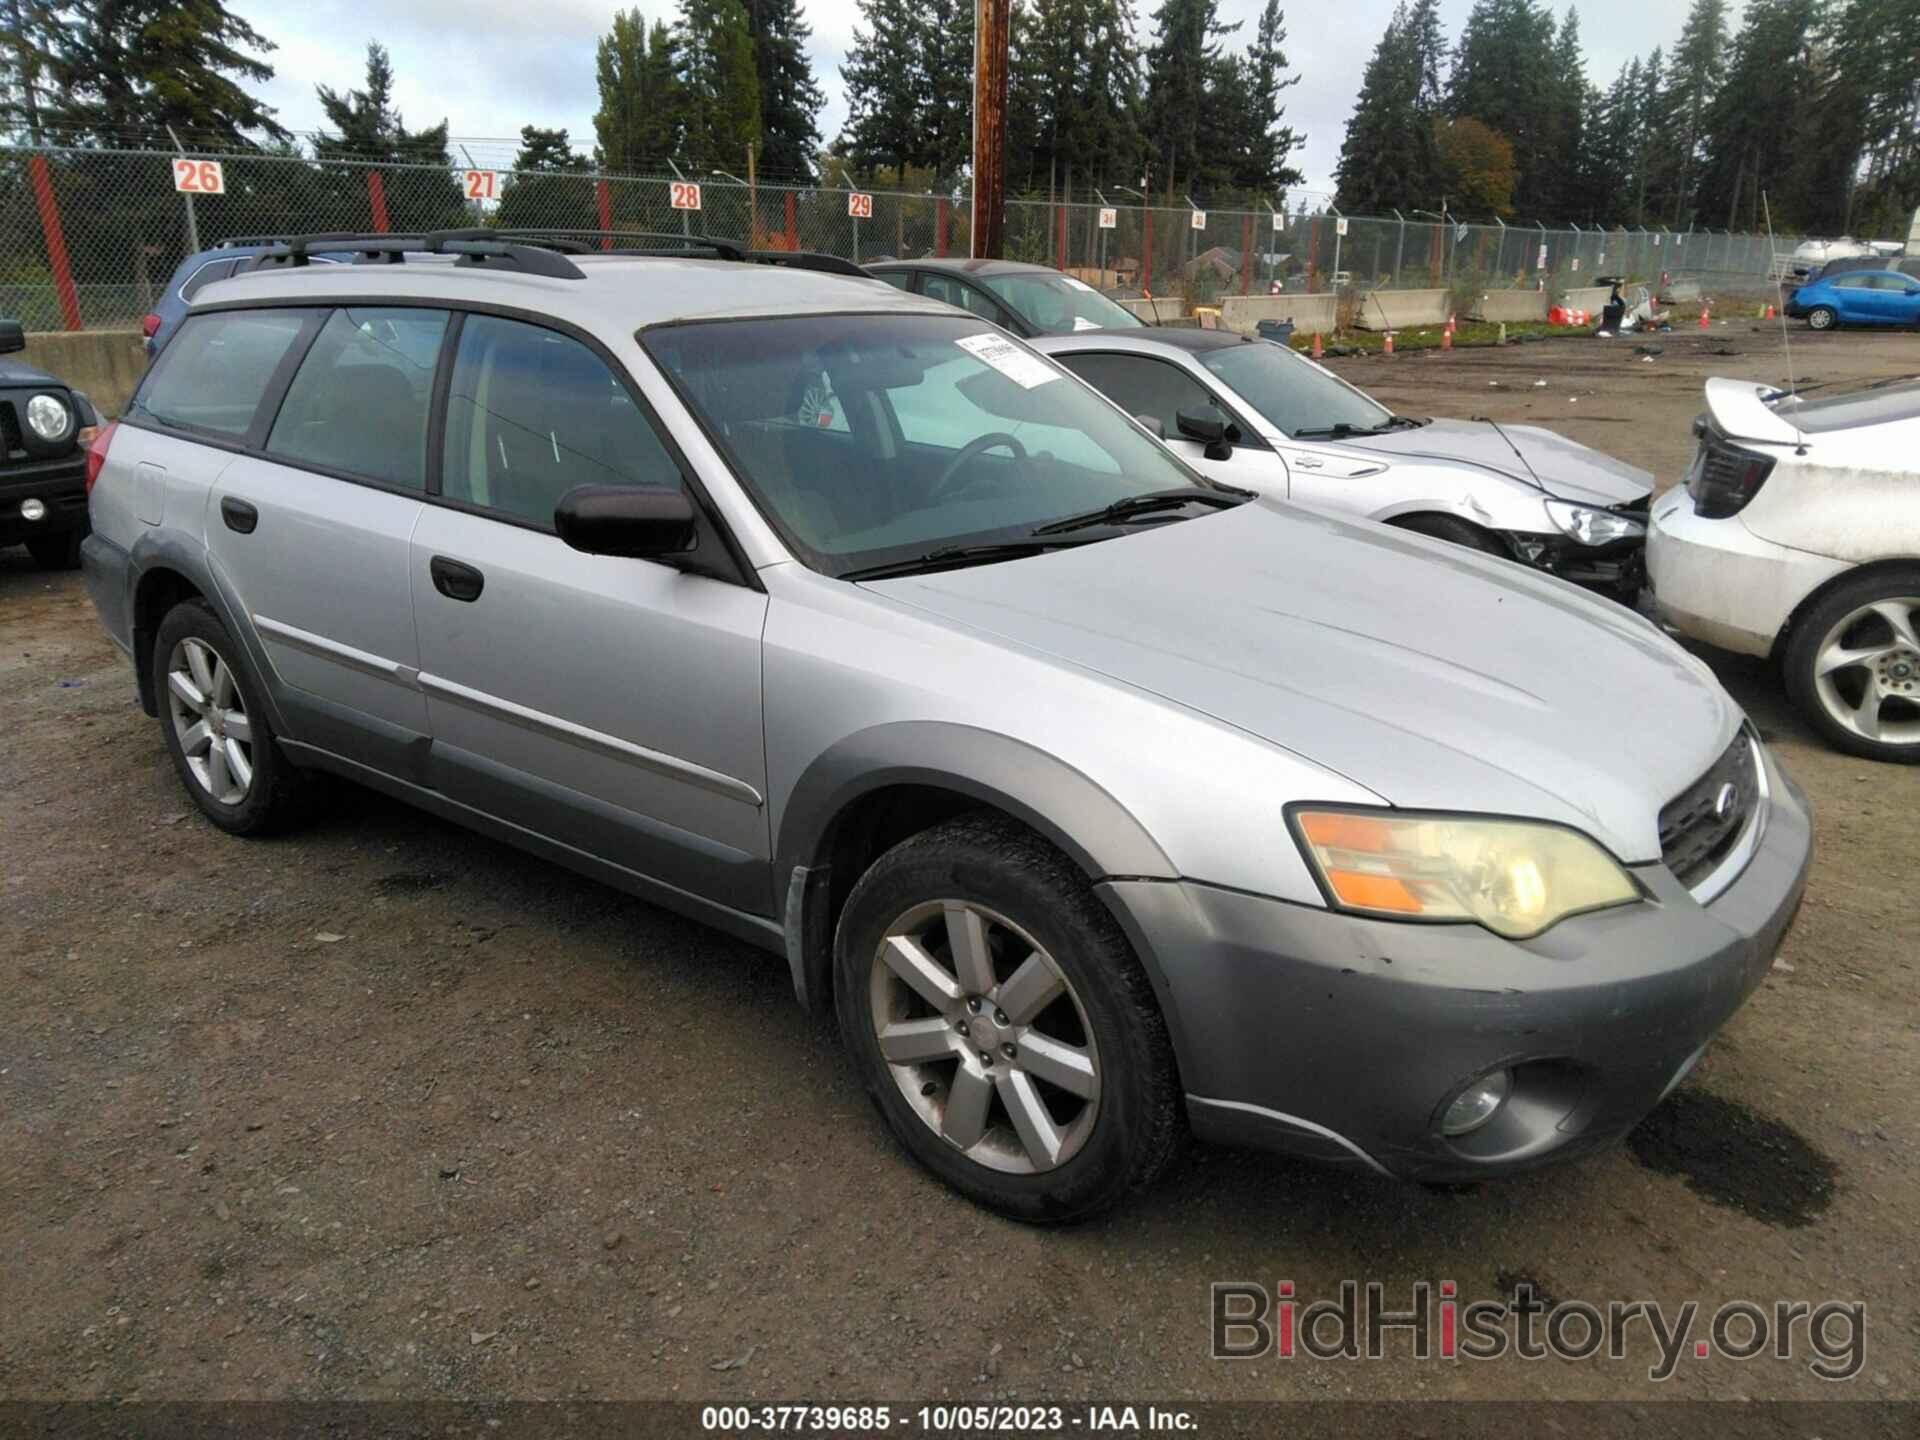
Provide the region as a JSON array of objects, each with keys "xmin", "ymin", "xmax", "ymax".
[{"xmin": 971, "ymin": 0, "xmax": 1010, "ymax": 259}]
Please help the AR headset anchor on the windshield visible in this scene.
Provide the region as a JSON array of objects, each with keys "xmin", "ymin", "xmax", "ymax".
[
  {"xmin": 974, "ymin": 272, "xmax": 1145, "ymax": 335},
  {"xmin": 644, "ymin": 314, "xmax": 1209, "ymax": 576},
  {"xmin": 1194, "ymin": 342, "xmax": 1392, "ymax": 438}
]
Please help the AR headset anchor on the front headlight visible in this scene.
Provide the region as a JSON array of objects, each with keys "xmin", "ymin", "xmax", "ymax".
[
  {"xmin": 1545, "ymin": 498, "xmax": 1645, "ymax": 546},
  {"xmin": 1290, "ymin": 808, "xmax": 1641, "ymax": 939},
  {"xmin": 25, "ymin": 393, "xmax": 72, "ymax": 442}
]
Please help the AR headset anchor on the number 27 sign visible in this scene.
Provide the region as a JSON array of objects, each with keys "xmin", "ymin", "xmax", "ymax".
[{"xmin": 171, "ymin": 158, "xmax": 225, "ymax": 195}]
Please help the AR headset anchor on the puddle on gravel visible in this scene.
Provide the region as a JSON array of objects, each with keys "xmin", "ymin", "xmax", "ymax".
[{"xmin": 1628, "ymin": 1089, "xmax": 1837, "ymax": 1228}]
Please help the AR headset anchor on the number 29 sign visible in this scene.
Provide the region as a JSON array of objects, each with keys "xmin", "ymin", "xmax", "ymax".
[
  {"xmin": 847, "ymin": 191, "xmax": 874, "ymax": 220},
  {"xmin": 171, "ymin": 158, "xmax": 225, "ymax": 195}
]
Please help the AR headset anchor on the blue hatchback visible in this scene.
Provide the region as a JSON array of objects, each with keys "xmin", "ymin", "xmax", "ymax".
[
  {"xmin": 1784, "ymin": 268, "xmax": 1920, "ymax": 331},
  {"xmin": 143, "ymin": 241, "xmax": 350, "ymax": 357}
]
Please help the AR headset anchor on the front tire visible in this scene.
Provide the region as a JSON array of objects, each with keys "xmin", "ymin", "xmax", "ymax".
[
  {"xmin": 1806, "ymin": 306, "xmax": 1837, "ymax": 332},
  {"xmin": 152, "ymin": 599, "xmax": 312, "ymax": 832},
  {"xmin": 1783, "ymin": 569, "xmax": 1920, "ymax": 763},
  {"xmin": 834, "ymin": 814, "xmax": 1182, "ymax": 1222}
]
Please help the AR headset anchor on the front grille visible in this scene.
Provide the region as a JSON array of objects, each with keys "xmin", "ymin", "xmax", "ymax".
[
  {"xmin": 1659, "ymin": 734, "xmax": 1761, "ymax": 891},
  {"xmin": 0, "ymin": 401, "xmax": 21, "ymax": 462}
]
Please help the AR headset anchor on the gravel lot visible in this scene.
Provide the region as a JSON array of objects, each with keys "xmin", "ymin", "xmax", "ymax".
[{"xmin": 3, "ymin": 325, "xmax": 1916, "ymax": 1406}]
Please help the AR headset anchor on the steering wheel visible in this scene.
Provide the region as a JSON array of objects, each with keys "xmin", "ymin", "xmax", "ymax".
[{"xmin": 930, "ymin": 432, "xmax": 1029, "ymax": 503}]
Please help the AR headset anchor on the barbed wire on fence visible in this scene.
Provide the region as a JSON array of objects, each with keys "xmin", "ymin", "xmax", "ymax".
[{"xmin": 0, "ymin": 142, "xmax": 1802, "ymax": 334}]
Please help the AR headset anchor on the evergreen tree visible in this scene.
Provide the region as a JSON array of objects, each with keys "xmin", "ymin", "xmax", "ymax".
[
  {"xmin": 742, "ymin": 0, "xmax": 824, "ymax": 181},
  {"xmin": 1541, "ymin": 6, "xmax": 1594, "ymax": 218},
  {"xmin": 920, "ymin": 0, "xmax": 976, "ymax": 178},
  {"xmin": 1142, "ymin": 0, "xmax": 1242, "ymax": 198},
  {"xmin": 594, "ymin": 10, "xmax": 684, "ymax": 172},
  {"xmin": 1242, "ymin": 0, "xmax": 1304, "ymax": 193},
  {"xmin": 1647, "ymin": 0, "xmax": 1728, "ymax": 225},
  {"xmin": 1446, "ymin": 0, "xmax": 1558, "ymax": 215},
  {"xmin": 1696, "ymin": 0, "xmax": 1819, "ymax": 231},
  {"xmin": 676, "ymin": 0, "xmax": 761, "ymax": 173},
  {"xmin": 314, "ymin": 42, "xmax": 464, "ymax": 231},
  {"xmin": 1334, "ymin": 2, "xmax": 1441, "ymax": 213},
  {"xmin": 840, "ymin": 0, "xmax": 925, "ymax": 181},
  {"xmin": 1825, "ymin": 0, "xmax": 1920, "ymax": 235},
  {"xmin": 498, "ymin": 125, "xmax": 594, "ymax": 232},
  {"xmin": 41, "ymin": 0, "xmax": 287, "ymax": 146},
  {"xmin": 0, "ymin": 0, "xmax": 60, "ymax": 142}
]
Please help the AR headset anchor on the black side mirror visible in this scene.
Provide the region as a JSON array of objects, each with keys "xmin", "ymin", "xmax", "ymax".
[
  {"xmin": 1176, "ymin": 404, "xmax": 1234, "ymax": 462},
  {"xmin": 0, "ymin": 318, "xmax": 24, "ymax": 355},
  {"xmin": 555, "ymin": 485, "xmax": 697, "ymax": 559}
]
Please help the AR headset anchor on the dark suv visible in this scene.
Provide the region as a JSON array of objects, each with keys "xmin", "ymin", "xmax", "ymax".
[{"xmin": 0, "ymin": 317, "xmax": 101, "ymax": 569}]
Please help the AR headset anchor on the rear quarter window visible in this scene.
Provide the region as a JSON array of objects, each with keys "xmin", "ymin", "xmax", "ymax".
[{"xmin": 131, "ymin": 309, "xmax": 313, "ymax": 439}]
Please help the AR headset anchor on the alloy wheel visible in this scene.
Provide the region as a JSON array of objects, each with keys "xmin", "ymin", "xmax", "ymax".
[
  {"xmin": 869, "ymin": 900, "xmax": 1101, "ymax": 1175},
  {"xmin": 165, "ymin": 636, "xmax": 255, "ymax": 805},
  {"xmin": 1811, "ymin": 596, "xmax": 1920, "ymax": 749}
]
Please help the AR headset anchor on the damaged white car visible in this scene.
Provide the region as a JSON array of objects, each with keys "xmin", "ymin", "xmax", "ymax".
[{"xmin": 1649, "ymin": 375, "xmax": 1920, "ymax": 762}]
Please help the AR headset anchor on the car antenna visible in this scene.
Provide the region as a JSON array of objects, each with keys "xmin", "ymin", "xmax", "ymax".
[
  {"xmin": 1762, "ymin": 190, "xmax": 1811, "ymax": 455},
  {"xmin": 1469, "ymin": 413, "xmax": 1547, "ymax": 493}
]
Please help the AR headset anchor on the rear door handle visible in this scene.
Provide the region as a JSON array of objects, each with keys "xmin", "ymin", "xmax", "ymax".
[
  {"xmin": 429, "ymin": 555, "xmax": 485, "ymax": 603},
  {"xmin": 219, "ymin": 497, "xmax": 258, "ymax": 534}
]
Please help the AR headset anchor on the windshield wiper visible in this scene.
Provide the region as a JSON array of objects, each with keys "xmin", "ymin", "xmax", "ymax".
[
  {"xmin": 1029, "ymin": 487, "xmax": 1246, "ymax": 537},
  {"xmin": 841, "ymin": 539, "xmax": 1094, "ymax": 582},
  {"xmin": 1291, "ymin": 417, "xmax": 1416, "ymax": 440}
]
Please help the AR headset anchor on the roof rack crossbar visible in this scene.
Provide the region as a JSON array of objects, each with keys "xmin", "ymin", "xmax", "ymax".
[
  {"xmin": 243, "ymin": 228, "xmax": 868, "ymax": 282},
  {"xmin": 254, "ymin": 231, "xmax": 587, "ymax": 280}
]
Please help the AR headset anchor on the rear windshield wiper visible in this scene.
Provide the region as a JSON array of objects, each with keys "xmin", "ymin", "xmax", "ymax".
[
  {"xmin": 1029, "ymin": 487, "xmax": 1246, "ymax": 537},
  {"xmin": 841, "ymin": 539, "xmax": 1094, "ymax": 582}
]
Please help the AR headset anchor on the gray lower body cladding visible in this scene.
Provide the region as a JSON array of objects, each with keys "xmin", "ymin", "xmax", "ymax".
[{"xmin": 1100, "ymin": 760, "xmax": 1812, "ymax": 1181}]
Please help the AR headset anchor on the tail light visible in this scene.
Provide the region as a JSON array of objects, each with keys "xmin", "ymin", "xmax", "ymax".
[
  {"xmin": 84, "ymin": 420, "xmax": 117, "ymax": 495},
  {"xmin": 1687, "ymin": 435, "xmax": 1776, "ymax": 518},
  {"xmin": 141, "ymin": 312, "xmax": 162, "ymax": 339}
]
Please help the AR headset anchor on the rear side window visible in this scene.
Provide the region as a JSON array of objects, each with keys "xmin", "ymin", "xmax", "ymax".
[
  {"xmin": 442, "ymin": 315, "xmax": 681, "ymax": 527},
  {"xmin": 132, "ymin": 309, "xmax": 310, "ymax": 439},
  {"xmin": 266, "ymin": 308, "xmax": 448, "ymax": 490},
  {"xmin": 179, "ymin": 258, "xmax": 238, "ymax": 300}
]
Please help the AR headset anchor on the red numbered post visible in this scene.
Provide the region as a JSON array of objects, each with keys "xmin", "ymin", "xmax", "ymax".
[
  {"xmin": 171, "ymin": 159, "xmax": 225, "ymax": 195},
  {"xmin": 670, "ymin": 181, "xmax": 703, "ymax": 211},
  {"xmin": 848, "ymin": 192, "xmax": 873, "ymax": 220},
  {"xmin": 462, "ymin": 170, "xmax": 500, "ymax": 202}
]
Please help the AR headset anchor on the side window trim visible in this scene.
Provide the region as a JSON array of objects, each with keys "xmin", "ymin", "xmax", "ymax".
[
  {"xmin": 424, "ymin": 310, "xmax": 464, "ymax": 498},
  {"xmin": 246, "ymin": 308, "xmax": 334, "ymax": 452},
  {"xmin": 129, "ymin": 306, "xmax": 325, "ymax": 449}
]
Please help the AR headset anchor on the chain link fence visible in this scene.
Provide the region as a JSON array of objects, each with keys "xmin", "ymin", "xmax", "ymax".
[{"xmin": 0, "ymin": 142, "xmax": 1802, "ymax": 333}]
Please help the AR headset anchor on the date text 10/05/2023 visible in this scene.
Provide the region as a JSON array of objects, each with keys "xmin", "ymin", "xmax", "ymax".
[{"xmin": 700, "ymin": 1405, "xmax": 1198, "ymax": 1432}]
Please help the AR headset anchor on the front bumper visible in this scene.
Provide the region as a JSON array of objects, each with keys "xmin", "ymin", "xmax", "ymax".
[
  {"xmin": 1100, "ymin": 746, "xmax": 1812, "ymax": 1181},
  {"xmin": 0, "ymin": 455, "xmax": 87, "ymax": 545}
]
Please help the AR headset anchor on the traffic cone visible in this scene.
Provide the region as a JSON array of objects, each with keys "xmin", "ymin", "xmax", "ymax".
[
  {"xmin": 1383, "ymin": 331, "xmax": 1395, "ymax": 356},
  {"xmin": 1441, "ymin": 324, "xmax": 1452, "ymax": 351},
  {"xmin": 1766, "ymin": 304, "xmax": 1776, "ymax": 320},
  {"xmin": 1698, "ymin": 304, "xmax": 1711, "ymax": 330},
  {"xmin": 1310, "ymin": 331, "xmax": 1323, "ymax": 360}
]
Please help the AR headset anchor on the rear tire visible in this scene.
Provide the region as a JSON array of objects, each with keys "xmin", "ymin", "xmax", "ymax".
[
  {"xmin": 1806, "ymin": 306, "xmax": 1837, "ymax": 332},
  {"xmin": 834, "ymin": 813, "xmax": 1182, "ymax": 1223},
  {"xmin": 1783, "ymin": 568, "xmax": 1920, "ymax": 764},
  {"xmin": 1390, "ymin": 512, "xmax": 1510, "ymax": 558},
  {"xmin": 26, "ymin": 526, "xmax": 83, "ymax": 569},
  {"xmin": 152, "ymin": 599, "xmax": 314, "ymax": 832}
]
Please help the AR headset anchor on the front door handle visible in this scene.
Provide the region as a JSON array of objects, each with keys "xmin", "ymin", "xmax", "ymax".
[
  {"xmin": 220, "ymin": 497, "xmax": 258, "ymax": 533},
  {"xmin": 429, "ymin": 555, "xmax": 485, "ymax": 603}
]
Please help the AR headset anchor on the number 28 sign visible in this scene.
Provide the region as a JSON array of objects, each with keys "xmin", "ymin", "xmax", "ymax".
[
  {"xmin": 670, "ymin": 181, "xmax": 703, "ymax": 211},
  {"xmin": 847, "ymin": 191, "xmax": 874, "ymax": 220},
  {"xmin": 171, "ymin": 158, "xmax": 225, "ymax": 195}
]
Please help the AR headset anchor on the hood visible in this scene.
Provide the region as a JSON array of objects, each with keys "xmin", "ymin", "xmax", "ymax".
[
  {"xmin": 1335, "ymin": 418, "xmax": 1653, "ymax": 507},
  {"xmin": 864, "ymin": 501, "xmax": 1736, "ymax": 862},
  {"xmin": 0, "ymin": 357, "xmax": 67, "ymax": 390}
]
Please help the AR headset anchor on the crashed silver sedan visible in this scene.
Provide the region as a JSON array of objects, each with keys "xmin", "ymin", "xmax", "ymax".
[{"xmin": 1032, "ymin": 328, "xmax": 1651, "ymax": 598}]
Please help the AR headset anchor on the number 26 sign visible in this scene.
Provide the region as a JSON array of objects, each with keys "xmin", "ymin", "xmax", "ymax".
[{"xmin": 171, "ymin": 158, "xmax": 225, "ymax": 195}]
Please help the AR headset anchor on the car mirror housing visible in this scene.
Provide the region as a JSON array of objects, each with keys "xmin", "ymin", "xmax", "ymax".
[
  {"xmin": 554, "ymin": 485, "xmax": 698, "ymax": 559},
  {"xmin": 1176, "ymin": 404, "xmax": 1233, "ymax": 461},
  {"xmin": 0, "ymin": 318, "xmax": 25, "ymax": 354}
]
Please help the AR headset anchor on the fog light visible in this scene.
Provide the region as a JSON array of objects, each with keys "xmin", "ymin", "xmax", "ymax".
[
  {"xmin": 1441, "ymin": 1069, "xmax": 1513, "ymax": 1136},
  {"xmin": 19, "ymin": 497, "xmax": 47, "ymax": 522}
]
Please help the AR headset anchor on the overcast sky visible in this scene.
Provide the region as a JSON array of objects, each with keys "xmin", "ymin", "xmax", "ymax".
[{"xmin": 229, "ymin": 0, "xmax": 1745, "ymax": 197}]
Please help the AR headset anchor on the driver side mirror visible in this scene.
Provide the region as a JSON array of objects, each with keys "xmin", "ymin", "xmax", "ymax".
[
  {"xmin": 1176, "ymin": 404, "xmax": 1234, "ymax": 462},
  {"xmin": 555, "ymin": 485, "xmax": 697, "ymax": 559}
]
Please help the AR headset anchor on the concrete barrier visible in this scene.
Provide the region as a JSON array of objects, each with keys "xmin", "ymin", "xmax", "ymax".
[
  {"xmin": 22, "ymin": 330, "xmax": 146, "ymax": 417},
  {"xmin": 1119, "ymin": 297, "xmax": 1187, "ymax": 323},
  {"xmin": 1563, "ymin": 286, "xmax": 1613, "ymax": 314},
  {"xmin": 1218, "ymin": 294, "xmax": 1339, "ymax": 336},
  {"xmin": 1353, "ymin": 288, "xmax": 1449, "ymax": 330},
  {"xmin": 1469, "ymin": 290, "xmax": 1548, "ymax": 323}
]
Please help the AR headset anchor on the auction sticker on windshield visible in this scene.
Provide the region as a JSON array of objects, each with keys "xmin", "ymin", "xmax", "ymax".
[{"xmin": 955, "ymin": 332, "xmax": 1059, "ymax": 389}]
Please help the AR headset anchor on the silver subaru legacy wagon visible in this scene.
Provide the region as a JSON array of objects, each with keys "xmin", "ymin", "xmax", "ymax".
[{"xmin": 81, "ymin": 234, "xmax": 1812, "ymax": 1221}]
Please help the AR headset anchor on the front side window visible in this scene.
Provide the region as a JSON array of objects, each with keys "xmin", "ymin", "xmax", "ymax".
[
  {"xmin": 132, "ymin": 308, "xmax": 312, "ymax": 439},
  {"xmin": 267, "ymin": 307, "xmax": 447, "ymax": 489},
  {"xmin": 1054, "ymin": 353, "xmax": 1217, "ymax": 439},
  {"xmin": 644, "ymin": 314, "xmax": 1207, "ymax": 575},
  {"xmin": 975, "ymin": 272, "xmax": 1146, "ymax": 335},
  {"xmin": 918, "ymin": 274, "xmax": 1009, "ymax": 326},
  {"xmin": 1195, "ymin": 342, "xmax": 1394, "ymax": 439},
  {"xmin": 442, "ymin": 315, "xmax": 682, "ymax": 527},
  {"xmin": 873, "ymin": 270, "xmax": 913, "ymax": 291}
]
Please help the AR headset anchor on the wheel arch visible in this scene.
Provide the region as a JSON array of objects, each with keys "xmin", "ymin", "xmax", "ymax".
[
  {"xmin": 1770, "ymin": 555, "xmax": 1920, "ymax": 666},
  {"xmin": 774, "ymin": 723, "xmax": 1177, "ymax": 1022}
]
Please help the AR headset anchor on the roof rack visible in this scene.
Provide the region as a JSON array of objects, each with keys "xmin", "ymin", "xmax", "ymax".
[
  {"xmin": 253, "ymin": 230, "xmax": 587, "ymax": 280},
  {"xmin": 489, "ymin": 229, "xmax": 872, "ymax": 278},
  {"xmin": 245, "ymin": 228, "xmax": 875, "ymax": 283}
]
